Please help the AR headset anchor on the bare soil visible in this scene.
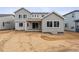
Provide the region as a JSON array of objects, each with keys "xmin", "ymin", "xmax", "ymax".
[{"xmin": 0, "ymin": 30, "xmax": 79, "ymax": 52}]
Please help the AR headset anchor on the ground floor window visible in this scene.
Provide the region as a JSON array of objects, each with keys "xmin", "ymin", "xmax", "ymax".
[
  {"xmin": 27, "ymin": 23, "xmax": 29, "ymax": 27},
  {"xmin": 47, "ymin": 21, "xmax": 52, "ymax": 27},
  {"xmin": 65, "ymin": 23, "xmax": 68, "ymax": 27},
  {"xmin": 54, "ymin": 21, "xmax": 59, "ymax": 27},
  {"xmin": 3, "ymin": 22, "xmax": 4, "ymax": 27},
  {"xmin": 3, "ymin": 22, "xmax": 10, "ymax": 27},
  {"xmin": 19, "ymin": 23, "xmax": 23, "ymax": 27},
  {"xmin": 32, "ymin": 23, "xmax": 38, "ymax": 29}
]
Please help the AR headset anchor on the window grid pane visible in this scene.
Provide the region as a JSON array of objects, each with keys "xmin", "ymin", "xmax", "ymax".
[
  {"xmin": 54, "ymin": 21, "xmax": 59, "ymax": 27},
  {"xmin": 19, "ymin": 15, "xmax": 22, "ymax": 18},
  {"xmin": 47, "ymin": 21, "xmax": 52, "ymax": 27},
  {"xmin": 23, "ymin": 15, "xmax": 27, "ymax": 18},
  {"xmin": 19, "ymin": 23, "xmax": 23, "ymax": 27}
]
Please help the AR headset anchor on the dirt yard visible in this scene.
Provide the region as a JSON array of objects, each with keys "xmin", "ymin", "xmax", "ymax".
[{"xmin": 0, "ymin": 30, "xmax": 79, "ymax": 52}]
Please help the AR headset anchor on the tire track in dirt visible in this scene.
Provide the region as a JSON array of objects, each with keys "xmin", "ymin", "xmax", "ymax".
[{"xmin": 0, "ymin": 31, "xmax": 15, "ymax": 51}]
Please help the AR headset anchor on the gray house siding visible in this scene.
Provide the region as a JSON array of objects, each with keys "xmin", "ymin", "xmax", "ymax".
[
  {"xmin": 42, "ymin": 13, "xmax": 64, "ymax": 34},
  {"xmin": 0, "ymin": 8, "xmax": 64, "ymax": 34},
  {"xmin": 0, "ymin": 15, "xmax": 15, "ymax": 30},
  {"xmin": 64, "ymin": 10, "xmax": 79, "ymax": 32}
]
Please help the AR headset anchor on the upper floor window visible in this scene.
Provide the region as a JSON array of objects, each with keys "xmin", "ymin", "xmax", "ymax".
[
  {"xmin": 47, "ymin": 21, "xmax": 52, "ymax": 27},
  {"xmin": 54, "ymin": 21, "xmax": 59, "ymax": 27},
  {"xmin": 35, "ymin": 15, "xmax": 36, "ymax": 17},
  {"xmin": 23, "ymin": 15, "xmax": 27, "ymax": 18},
  {"xmin": 32, "ymin": 15, "xmax": 34, "ymax": 17},
  {"xmin": 19, "ymin": 15, "xmax": 22, "ymax": 18}
]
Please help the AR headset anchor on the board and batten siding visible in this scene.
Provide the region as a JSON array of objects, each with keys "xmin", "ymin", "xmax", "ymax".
[{"xmin": 42, "ymin": 13, "xmax": 64, "ymax": 34}]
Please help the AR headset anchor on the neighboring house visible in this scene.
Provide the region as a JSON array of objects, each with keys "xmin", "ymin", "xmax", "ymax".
[
  {"xmin": 0, "ymin": 14, "xmax": 15, "ymax": 30},
  {"xmin": 14, "ymin": 8, "xmax": 64, "ymax": 34},
  {"xmin": 64, "ymin": 10, "xmax": 79, "ymax": 32}
]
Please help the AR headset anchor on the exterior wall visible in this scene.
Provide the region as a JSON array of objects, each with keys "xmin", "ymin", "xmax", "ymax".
[
  {"xmin": 0, "ymin": 16, "xmax": 15, "ymax": 29},
  {"xmin": 15, "ymin": 9, "xmax": 31, "ymax": 20},
  {"xmin": 42, "ymin": 13, "xmax": 64, "ymax": 34},
  {"xmin": 15, "ymin": 9, "xmax": 31, "ymax": 30},
  {"xmin": 64, "ymin": 12, "xmax": 76, "ymax": 31},
  {"xmin": 15, "ymin": 20, "xmax": 25, "ymax": 30},
  {"xmin": 75, "ymin": 12, "xmax": 79, "ymax": 20},
  {"xmin": 15, "ymin": 8, "xmax": 64, "ymax": 34}
]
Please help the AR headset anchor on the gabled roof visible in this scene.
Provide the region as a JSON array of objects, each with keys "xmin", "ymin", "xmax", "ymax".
[
  {"xmin": 14, "ymin": 8, "xmax": 50, "ymax": 14},
  {"xmin": 0, "ymin": 14, "xmax": 14, "ymax": 17},
  {"xmin": 42, "ymin": 12, "xmax": 64, "ymax": 19},
  {"xmin": 63, "ymin": 10, "xmax": 79, "ymax": 16},
  {"xmin": 31, "ymin": 12, "xmax": 49, "ymax": 14},
  {"xmin": 14, "ymin": 8, "xmax": 31, "ymax": 13}
]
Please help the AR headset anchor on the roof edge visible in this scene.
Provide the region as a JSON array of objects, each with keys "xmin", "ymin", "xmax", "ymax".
[
  {"xmin": 42, "ymin": 12, "xmax": 64, "ymax": 20},
  {"xmin": 63, "ymin": 10, "xmax": 79, "ymax": 16},
  {"xmin": 14, "ymin": 8, "xmax": 31, "ymax": 13}
]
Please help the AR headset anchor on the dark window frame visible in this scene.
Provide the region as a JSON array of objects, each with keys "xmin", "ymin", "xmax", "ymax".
[
  {"xmin": 19, "ymin": 15, "xmax": 22, "ymax": 18},
  {"xmin": 65, "ymin": 23, "xmax": 68, "ymax": 27},
  {"xmin": 35, "ymin": 15, "xmax": 36, "ymax": 17},
  {"xmin": 54, "ymin": 21, "xmax": 59, "ymax": 27},
  {"xmin": 19, "ymin": 23, "xmax": 23, "ymax": 27},
  {"xmin": 3, "ymin": 22, "xmax": 4, "ymax": 27},
  {"xmin": 23, "ymin": 15, "xmax": 27, "ymax": 18},
  {"xmin": 47, "ymin": 21, "xmax": 52, "ymax": 27}
]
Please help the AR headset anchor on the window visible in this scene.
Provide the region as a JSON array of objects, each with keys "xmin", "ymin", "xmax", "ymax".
[
  {"xmin": 54, "ymin": 21, "xmax": 59, "ymax": 27},
  {"xmin": 5, "ymin": 22, "xmax": 10, "ymax": 24},
  {"xmin": 23, "ymin": 15, "xmax": 27, "ymax": 18},
  {"xmin": 19, "ymin": 23, "xmax": 23, "ymax": 27},
  {"xmin": 65, "ymin": 23, "xmax": 68, "ymax": 27},
  {"xmin": 3, "ymin": 22, "xmax": 10, "ymax": 27},
  {"xmin": 27, "ymin": 23, "xmax": 29, "ymax": 27},
  {"xmin": 35, "ymin": 15, "xmax": 36, "ymax": 17},
  {"xmin": 47, "ymin": 21, "xmax": 52, "ymax": 27},
  {"xmin": 19, "ymin": 15, "xmax": 22, "ymax": 18},
  {"xmin": 71, "ymin": 27, "xmax": 74, "ymax": 29},
  {"xmin": 3, "ymin": 22, "xmax": 4, "ymax": 27}
]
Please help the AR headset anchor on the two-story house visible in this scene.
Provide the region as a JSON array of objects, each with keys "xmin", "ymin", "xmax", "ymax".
[
  {"xmin": 64, "ymin": 10, "xmax": 79, "ymax": 32},
  {"xmin": 0, "ymin": 8, "xmax": 64, "ymax": 34},
  {"xmin": 14, "ymin": 8, "xmax": 64, "ymax": 34}
]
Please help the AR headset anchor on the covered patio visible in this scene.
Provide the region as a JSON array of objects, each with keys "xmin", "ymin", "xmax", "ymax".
[{"xmin": 26, "ymin": 18, "xmax": 42, "ymax": 31}]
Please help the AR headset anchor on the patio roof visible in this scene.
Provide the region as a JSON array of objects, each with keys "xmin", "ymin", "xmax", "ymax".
[
  {"xmin": 75, "ymin": 20, "xmax": 79, "ymax": 22},
  {"xmin": 26, "ymin": 18, "xmax": 42, "ymax": 21}
]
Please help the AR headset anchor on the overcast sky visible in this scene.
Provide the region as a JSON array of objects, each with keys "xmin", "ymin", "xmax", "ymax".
[{"xmin": 0, "ymin": 7, "xmax": 79, "ymax": 15}]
